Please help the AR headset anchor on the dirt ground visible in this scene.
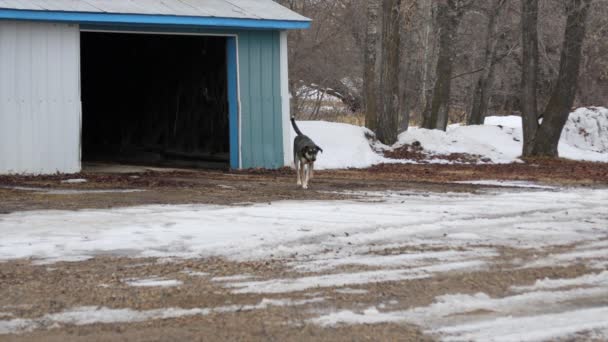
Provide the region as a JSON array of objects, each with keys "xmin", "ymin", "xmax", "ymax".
[
  {"xmin": 0, "ymin": 253, "xmax": 596, "ymax": 342},
  {"xmin": 1, "ymin": 159, "xmax": 606, "ymax": 213},
  {"xmin": 0, "ymin": 160, "xmax": 607, "ymax": 341}
]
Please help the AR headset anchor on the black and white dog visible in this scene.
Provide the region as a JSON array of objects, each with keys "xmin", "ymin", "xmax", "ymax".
[{"xmin": 291, "ymin": 117, "xmax": 323, "ymax": 189}]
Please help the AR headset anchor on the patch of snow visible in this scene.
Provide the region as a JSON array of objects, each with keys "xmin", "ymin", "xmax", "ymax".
[
  {"xmin": 223, "ymin": 260, "xmax": 486, "ymax": 294},
  {"xmin": 310, "ymin": 264, "xmax": 608, "ymax": 341},
  {"xmin": 312, "ymin": 307, "xmax": 402, "ymax": 327},
  {"xmin": 61, "ymin": 179, "xmax": 87, "ymax": 184},
  {"xmin": 453, "ymin": 180, "xmax": 556, "ymax": 189},
  {"xmin": 312, "ymin": 286, "xmax": 607, "ymax": 327},
  {"xmin": 1, "ymin": 186, "xmax": 144, "ymax": 195},
  {"xmin": 523, "ymin": 240, "xmax": 608, "ymax": 269},
  {"xmin": 1, "ymin": 188, "xmax": 606, "ymax": 268},
  {"xmin": 291, "ymin": 249, "xmax": 497, "ymax": 272},
  {"xmin": 211, "ymin": 274, "xmax": 255, "ymax": 282},
  {"xmin": 0, "ymin": 298, "xmax": 325, "ymax": 335},
  {"xmin": 311, "ymin": 285, "xmax": 608, "ymax": 341},
  {"xmin": 217, "ymin": 184, "xmax": 235, "ymax": 190},
  {"xmin": 511, "ymin": 271, "xmax": 608, "ymax": 292},
  {"xmin": 524, "ymin": 247, "xmax": 608, "ymax": 269},
  {"xmin": 181, "ymin": 269, "xmax": 209, "ymax": 277},
  {"xmin": 483, "ymin": 115, "xmax": 523, "ymax": 128},
  {"xmin": 124, "ymin": 277, "xmax": 183, "ymax": 288},
  {"xmin": 434, "ymin": 307, "xmax": 608, "ymax": 342}
]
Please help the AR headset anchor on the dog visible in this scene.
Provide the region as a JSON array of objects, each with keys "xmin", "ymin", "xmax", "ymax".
[{"xmin": 291, "ymin": 117, "xmax": 323, "ymax": 189}]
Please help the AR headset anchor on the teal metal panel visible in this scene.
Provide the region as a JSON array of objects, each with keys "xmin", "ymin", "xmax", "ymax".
[
  {"xmin": 226, "ymin": 37, "xmax": 239, "ymax": 169},
  {"xmin": 238, "ymin": 32, "xmax": 253, "ymax": 168},
  {"xmin": 271, "ymin": 31, "xmax": 283, "ymax": 166},
  {"xmin": 237, "ymin": 30, "xmax": 284, "ymax": 169}
]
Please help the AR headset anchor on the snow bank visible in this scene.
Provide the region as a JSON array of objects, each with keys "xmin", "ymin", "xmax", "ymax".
[
  {"xmin": 562, "ymin": 107, "xmax": 608, "ymax": 153},
  {"xmin": 398, "ymin": 107, "xmax": 608, "ymax": 164},
  {"xmin": 290, "ymin": 107, "xmax": 608, "ymax": 169},
  {"xmin": 289, "ymin": 121, "xmax": 389, "ymax": 169},
  {"xmin": 397, "ymin": 124, "xmax": 522, "ymax": 164}
]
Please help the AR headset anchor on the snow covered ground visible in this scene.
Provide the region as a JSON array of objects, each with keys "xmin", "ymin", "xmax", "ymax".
[
  {"xmin": 291, "ymin": 107, "xmax": 608, "ymax": 169},
  {"xmin": 2, "ymin": 188, "xmax": 607, "ymax": 264},
  {"xmin": 1, "ymin": 187, "xmax": 607, "ymax": 341},
  {"xmin": 2, "ymin": 107, "xmax": 608, "ymax": 339}
]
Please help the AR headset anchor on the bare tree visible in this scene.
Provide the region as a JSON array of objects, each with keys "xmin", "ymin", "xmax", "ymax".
[
  {"xmin": 398, "ymin": 1, "xmax": 418, "ymax": 132},
  {"xmin": 376, "ymin": 0, "xmax": 403, "ymax": 144},
  {"xmin": 467, "ymin": 0, "xmax": 508, "ymax": 125},
  {"xmin": 422, "ymin": 0, "xmax": 468, "ymax": 131},
  {"xmin": 364, "ymin": 0, "xmax": 381, "ymax": 131},
  {"xmin": 521, "ymin": 0, "xmax": 593, "ymax": 157},
  {"xmin": 520, "ymin": 0, "xmax": 540, "ymax": 156},
  {"xmin": 280, "ymin": 0, "xmax": 606, "ymax": 136},
  {"xmin": 533, "ymin": 0, "xmax": 593, "ymax": 156}
]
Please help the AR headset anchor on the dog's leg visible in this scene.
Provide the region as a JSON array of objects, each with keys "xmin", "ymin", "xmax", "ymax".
[
  {"xmin": 302, "ymin": 162, "xmax": 309, "ymax": 189},
  {"xmin": 295, "ymin": 159, "xmax": 302, "ymax": 186},
  {"xmin": 309, "ymin": 162, "xmax": 314, "ymax": 180},
  {"xmin": 299, "ymin": 159, "xmax": 306, "ymax": 189}
]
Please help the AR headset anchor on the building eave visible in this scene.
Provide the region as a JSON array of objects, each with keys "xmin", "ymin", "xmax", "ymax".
[{"xmin": 0, "ymin": 9, "xmax": 311, "ymax": 30}]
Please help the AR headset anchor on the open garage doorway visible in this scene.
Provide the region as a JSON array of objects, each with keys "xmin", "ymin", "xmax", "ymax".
[{"xmin": 80, "ymin": 31, "xmax": 235, "ymax": 169}]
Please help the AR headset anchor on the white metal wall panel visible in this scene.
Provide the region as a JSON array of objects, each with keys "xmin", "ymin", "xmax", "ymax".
[{"xmin": 0, "ymin": 20, "xmax": 81, "ymax": 174}]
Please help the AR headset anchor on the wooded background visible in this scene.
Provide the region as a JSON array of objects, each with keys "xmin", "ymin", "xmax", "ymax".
[{"xmin": 277, "ymin": 0, "xmax": 607, "ymax": 156}]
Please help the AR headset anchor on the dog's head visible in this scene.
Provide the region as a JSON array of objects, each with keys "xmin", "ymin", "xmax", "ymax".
[{"xmin": 304, "ymin": 145, "xmax": 323, "ymax": 162}]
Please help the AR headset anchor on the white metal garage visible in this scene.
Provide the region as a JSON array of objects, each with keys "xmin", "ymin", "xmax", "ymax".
[{"xmin": 0, "ymin": 0, "xmax": 309, "ymax": 174}]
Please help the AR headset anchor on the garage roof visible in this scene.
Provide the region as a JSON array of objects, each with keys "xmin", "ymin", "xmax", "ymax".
[{"xmin": 0, "ymin": 0, "xmax": 310, "ymax": 30}]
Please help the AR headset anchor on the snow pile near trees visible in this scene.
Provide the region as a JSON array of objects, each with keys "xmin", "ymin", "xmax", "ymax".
[
  {"xmin": 562, "ymin": 107, "xmax": 608, "ymax": 153},
  {"xmin": 289, "ymin": 121, "xmax": 388, "ymax": 169},
  {"xmin": 397, "ymin": 122, "xmax": 522, "ymax": 164},
  {"xmin": 292, "ymin": 107, "xmax": 608, "ymax": 169},
  {"xmin": 399, "ymin": 107, "xmax": 608, "ymax": 164}
]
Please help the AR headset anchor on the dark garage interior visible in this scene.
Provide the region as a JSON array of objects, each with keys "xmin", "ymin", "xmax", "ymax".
[{"xmin": 80, "ymin": 32, "xmax": 230, "ymax": 168}]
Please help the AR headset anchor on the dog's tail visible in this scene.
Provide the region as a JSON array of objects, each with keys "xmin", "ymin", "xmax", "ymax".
[{"xmin": 291, "ymin": 116, "xmax": 304, "ymax": 136}]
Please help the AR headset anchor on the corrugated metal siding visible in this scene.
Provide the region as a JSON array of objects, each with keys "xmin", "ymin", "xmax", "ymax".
[
  {"xmin": 0, "ymin": 0, "xmax": 309, "ymax": 22},
  {"xmin": 0, "ymin": 20, "xmax": 81, "ymax": 174},
  {"xmin": 238, "ymin": 30, "xmax": 283, "ymax": 169},
  {"xmin": 279, "ymin": 31, "xmax": 291, "ymax": 166}
]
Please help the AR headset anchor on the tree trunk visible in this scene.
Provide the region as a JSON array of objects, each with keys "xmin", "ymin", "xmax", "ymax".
[
  {"xmin": 423, "ymin": 0, "xmax": 463, "ymax": 131},
  {"xmin": 419, "ymin": 0, "xmax": 434, "ymax": 125},
  {"xmin": 376, "ymin": 0, "xmax": 402, "ymax": 145},
  {"xmin": 467, "ymin": 0, "xmax": 507, "ymax": 126},
  {"xmin": 399, "ymin": 61, "xmax": 411, "ymax": 132},
  {"xmin": 531, "ymin": 0, "xmax": 592, "ymax": 157},
  {"xmin": 364, "ymin": 0, "xmax": 381, "ymax": 131},
  {"xmin": 520, "ymin": 0, "xmax": 540, "ymax": 157}
]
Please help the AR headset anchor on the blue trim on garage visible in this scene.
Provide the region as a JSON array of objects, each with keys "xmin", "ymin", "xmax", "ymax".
[
  {"xmin": 226, "ymin": 37, "xmax": 240, "ymax": 169},
  {"xmin": 0, "ymin": 9, "xmax": 311, "ymax": 30}
]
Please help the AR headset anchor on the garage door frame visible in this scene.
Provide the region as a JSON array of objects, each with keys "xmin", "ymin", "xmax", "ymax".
[{"xmin": 80, "ymin": 27, "xmax": 241, "ymax": 169}]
